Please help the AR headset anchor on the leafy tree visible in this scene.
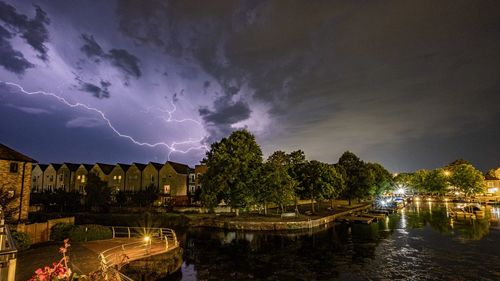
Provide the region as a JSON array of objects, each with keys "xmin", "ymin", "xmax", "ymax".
[
  {"xmin": 394, "ymin": 173, "xmax": 414, "ymax": 193},
  {"xmin": 85, "ymin": 173, "xmax": 111, "ymax": 212},
  {"xmin": 201, "ymin": 130, "xmax": 263, "ymax": 215},
  {"xmin": 446, "ymin": 159, "xmax": 472, "ymax": 168},
  {"xmin": 286, "ymin": 150, "xmax": 307, "ymax": 212},
  {"xmin": 337, "ymin": 151, "xmax": 374, "ymax": 205},
  {"xmin": 366, "ymin": 162, "xmax": 393, "ymax": 196},
  {"xmin": 449, "ymin": 164, "xmax": 485, "ymax": 197},
  {"xmin": 259, "ymin": 161, "xmax": 297, "ymax": 214},
  {"xmin": 295, "ymin": 160, "xmax": 343, "ymax": 212},
  {"xmin": 424, "ymin": 169, "xmax": 448, "ymax": 195},
  {"xmin": 132, "ymin": 184, "xmax": 159, "ymax": 207},
  {"xmin": 0, "ymin": 184, "xmax": 19, "ymax": 222},
  {"xmin": 411, "ymin": 170, "xmax": 428, "ymax": 194}
]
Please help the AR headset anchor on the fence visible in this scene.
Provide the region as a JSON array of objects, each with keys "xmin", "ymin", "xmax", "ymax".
[{"xmin": 16, "ymin": 217, "xmax": 75, "ymax": 244}]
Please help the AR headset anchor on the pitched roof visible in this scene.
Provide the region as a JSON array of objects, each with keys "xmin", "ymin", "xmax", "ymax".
[
  {"xmin": 82, "ymin": 164, "xmax": 94, "ymax": 172},
  {"xmin": 95, "ymin": 163, "xmax": 115, "ymax": 175},
  {"xmin": 63, "ymin": 163, "xmax": 80, "ymax": 171},
  {"xmin": 35, "ymin": 164, "xmax": 49, "ymax": 171},
  {"xmin": 149, "ymin": 162, "xmax": 164, "ymax": 171},
  {"xmin": 132, "ymin": 162, "xmax": 147, "ymax": 171},
  {"xmin": 50, "ymin": 163, "xmax": 62, "ymax": 171},
  {"xmin": 485, "ymin": 174, "xmax": 500, "ymax": 180},
  {"xmin": 117, "ymin": 163, "xmax": 131, "ymax": 172},
  {"xmin": 0, "ymin": 143, "xmax": 36, "ymax": 162},
  {"xmin": 167, "ymin": 161, "xmax": 189, "ymax": 174}
]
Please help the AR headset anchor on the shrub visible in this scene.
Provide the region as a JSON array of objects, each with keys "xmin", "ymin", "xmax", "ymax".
[
  {"xmin": 68, "ymin": 224, "xmax": 112, "ymax": 242},
  {"xmin": 50, "ymin": 223, "xmax": 75, "ymax": 241},
  {"xmin": 11, "ymin": 231, "xmax": 31, "ymax": 251}
]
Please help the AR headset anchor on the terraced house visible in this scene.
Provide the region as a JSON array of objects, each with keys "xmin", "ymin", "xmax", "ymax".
[
  {"xmin": 30, "ymin": 160, "xmax": 207, "ymax": 206},
  {"xmin": 0, "ymin": 143, "xmax": 36, "ymax": 221}
]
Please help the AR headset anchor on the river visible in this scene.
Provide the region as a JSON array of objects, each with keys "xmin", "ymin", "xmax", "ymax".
[{"xmin": 159, "ymin": 203, "xmax": 500, "ymax": 281}]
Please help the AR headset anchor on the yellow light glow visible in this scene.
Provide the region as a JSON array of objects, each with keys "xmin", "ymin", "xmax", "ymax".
[
  {"xmin": 444, "ymin": 170, "xmax": 451, "ymax": 176},
  {"xmin": 144, "ymin": 236, "xmax": 150, "ymax": 242},
  {"xmin": 414, "ymin": 196, "xmax": 420, "ymax": 201}
]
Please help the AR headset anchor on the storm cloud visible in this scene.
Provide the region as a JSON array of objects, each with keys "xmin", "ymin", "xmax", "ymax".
[
  {"xmin": 0, "ymin": 1, "xmax": 50, "ymax": 61},
  {"xmin": 77, "ymin": 79, "xmax": 111, "ymax": 99},
  {"xmin": 0, "ymin": 25, "xmax": 33, "ymax": 74},
  {"xmin": 80, "ymin": 33, "xmax": 141, "ymax": 78}
]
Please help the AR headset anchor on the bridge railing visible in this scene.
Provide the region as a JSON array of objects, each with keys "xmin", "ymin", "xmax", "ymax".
[{"xmin": 99, "ymin": 227, "xmax": 178, "ymax": 271}]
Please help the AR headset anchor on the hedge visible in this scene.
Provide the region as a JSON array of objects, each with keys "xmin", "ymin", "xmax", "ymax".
[
  {"xmin": 50, "ymin": 223, "xmax": 112, "ymax": 242},
  {"xmin": 11, "ymin": 231, "xmax": 31, "ymax": 251}
]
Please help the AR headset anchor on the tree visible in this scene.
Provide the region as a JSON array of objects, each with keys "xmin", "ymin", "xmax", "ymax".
[
  {"xmin": 258, "ymin": 161, "xmax": 297, "ymax": 214},
  {"xmin": 394, "ymin": 173, "xmax": 414, "ymax": 193},
  {"xmin": 424, "ymin": 169, "xmax": 448, "ymax": 196},
  {"xmin": 449, "ymin": 164, "xmax": 485, "ymax": 197},
  {"xmin": 201, "ymin": 130, "xmax": 263, "ymax": 215},
  {"xmin": 85, "ymin": 173, "xmax": 111, "ymax": 212},
  {"xmin": 337, "ymin": 151, "xmax": 374, "ymax": 205},
  {"xmin": 0, "ymin": 184, "xmax": 19, "ymax": 223},
  {"xmin": 446, "ymin": 159, "xmax": 472, "ymax": 168},
  {"xmin": 411, "ymin": 170, "xmax": 428, "ymax": 194},
  {"xmin": 366, "ymin": 163, "xmax": 393, "ymax": 196},
  {"xmin": 295, "ymin": 160, "xmax": 343, "ymax": 212}
]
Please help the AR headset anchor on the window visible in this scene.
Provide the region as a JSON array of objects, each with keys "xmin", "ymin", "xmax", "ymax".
[
  {"xmin": 59, "ymin": 175, "xmax": 63, "ymax": 181},
  {"xmin": 50, "ymin": 176, "xmax": 54, "ymax": 182},
  {"xmin": 113, "ymin": 175, "xmax": 117, "ymax": 180},
  {"xmin": 151, "ymin": 175, "xmax": 155, "ymax": 183},
  {"xmin": 163, "ymin": 185, "xmax": 170, "ymax": 194},
  {"xmin": 118, "ymin": 175, "xmax": 122, "ymax": 180},
  {"xmin": 81, "ymin": 175, "xmax": 86, "ymax": 183},
  {"xmin": 162, "ymin": 177, "xmax": 166, "ymax": 183},
  {"xmin": 9, "ymin": 162, "xmax": 18, "ymax": 173},
  {"xmin": 77, "ymin": 175, "xmax": 81, "ymax": 180}
]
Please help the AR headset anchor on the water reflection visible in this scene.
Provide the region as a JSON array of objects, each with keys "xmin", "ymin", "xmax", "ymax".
[{"xmin": 164, "ymin": 203, "xmax": 500, "ymax": 281}]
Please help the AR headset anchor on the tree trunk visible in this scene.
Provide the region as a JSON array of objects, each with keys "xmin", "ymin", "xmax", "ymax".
[
  {"xmin": 348, "ymin": 198, "xmax": 352, "ymax": 206},
  {"xmin": 331, "ymin": 199, "xmax": 334, "ymax": 209},
  {"xmin": 264, "ymin": 201, "xmax": 268, "ymax": 215},
  {"xmin": 295, "ymin": 196, "xmax": 299, "ymax": 215},
  {"xmin": 280, "ymin": 204, "xmax": 284, "ymax": 214},
  {"xmin": 311, "ymin": 196, "xmax": 315, "ymax": 213},
  {"xmin": 235, "ymin": 208, "xmax": 239, "ymax": 216}
]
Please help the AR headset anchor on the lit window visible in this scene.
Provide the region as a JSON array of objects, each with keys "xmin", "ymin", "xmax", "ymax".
[
  {"xmin": 77, "ymin": 175, "xmax": 81, "ymax": 180},
  {"xmin": 113, "ymin": 175, "xmax": 117, "ymax": 180},
  {"xmin": 82, "ymin": 175, "xmax": 86, "ymax": 183},
  {"xmin": 118, "ymin": 175, "xmax": 122, "ymax": 180}
]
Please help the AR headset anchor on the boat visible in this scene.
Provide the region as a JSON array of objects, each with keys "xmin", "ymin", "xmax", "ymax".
[{"xmin": 450, "ymin": 204, "xmax": 485, "ymax": 219}]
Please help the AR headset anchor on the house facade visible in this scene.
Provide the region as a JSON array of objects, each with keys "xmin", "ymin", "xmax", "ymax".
[
  {"xmin": 58, "ymin": 163, "xmax": 79, "ymax": 191},
  {"xmin": 126, "ymin": 163, "xmax": 146, "ymax": 192},
  {"xmin": 90, "ymin": 163, "xmax": 115, "ymax": 182},
  {"xmin": 42, "ymin": 164, "xmax": 59, "ymax": 192},
  {"xmin": 74, "ymin": 164, "xmax": 93, "ymax": 193},
  {"xmin": 142, "ymin": 162, "xmax": 163, "ymax": 190},
  {"xmin": 108, "ymin": 163, "xmax": 130, "ymax": 191},
  {"xmin": 485, "ymin": 173, "xmax": 500, "ymax": 195},
  {"xmin": 0, "ymin": 143, "xmax": 36, "ymax": 221},
  {"xmin": 31, "ymin": 164, "xmax": 47, "ymax": 192}
]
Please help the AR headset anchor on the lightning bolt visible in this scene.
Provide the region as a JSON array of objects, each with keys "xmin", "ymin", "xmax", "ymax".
[{"xmin": 1, "ymin": 81, "xmax": 209, "ymax": 160}]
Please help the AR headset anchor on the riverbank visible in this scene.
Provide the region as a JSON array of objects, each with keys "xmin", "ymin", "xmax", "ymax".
[{"xmin": 190, "ymin": 202, "xmax": 372, "ymax": 231}]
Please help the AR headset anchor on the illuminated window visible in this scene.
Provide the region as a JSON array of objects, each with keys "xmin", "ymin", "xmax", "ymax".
[
  {"xmin": 118, "ymin": 175, "xmax": 122, "ymax": 180},
  {"xmin": 77, "ymin": 175, "xmax": 81, "ymax": 180},
  {"xmin": 113, "ymin": 175, "xmax": 117, "ymax": 180},
  {"xmin": 81, "ymin": 175, "xmax": 86, "ymax": 183}
]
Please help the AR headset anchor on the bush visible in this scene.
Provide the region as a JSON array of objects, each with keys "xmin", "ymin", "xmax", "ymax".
[
  {"xmin": 68, "ymin": 224, "xmax": 112, "ymax": 242},
  {"xmin": 11, "ymin": 231, "xmax": 31, "ymax": 251},
  {"xmin": 50, "ymin": 223, "xmax": 75, "ymax": 241}
]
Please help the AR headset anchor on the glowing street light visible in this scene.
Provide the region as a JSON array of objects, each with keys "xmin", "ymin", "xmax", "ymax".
[{"xmin": 443, "ymin": 170, "xmax": 451, "ymax": 177}]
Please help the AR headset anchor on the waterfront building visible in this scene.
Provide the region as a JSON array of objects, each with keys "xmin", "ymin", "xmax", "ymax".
[
  {"xmin": 74, "ymin": 164, "xmax": 93, "ymax": 193},
  {"xmin": 159, "ymin": 161, "xmax": 189, "ymax": 206},
  {"xmin": 126, "ymin": 163, "xmax": 146, "ymax": 192},
  {"xmin": 108, "ymin": 163, "xmax": 130, "ymax": 191},
  {"xmin": 31, "ymin": 164, "xmax": 47, "ymax": 192},
  {"xmin": 485, "ymin": 174, "xmax": 500, "ymax": 195},
  {"xmin": 58, "ymin": 163, "xmax": 79, "ymax": 191},
  {"xmin": 142, "ymin": 162, "xmax": 164, "ymax": 190},
  {"xmin": 195, "ymin": 163, "xmax": 207, "ymax": 191},
  {"xmin": 90, "ymin": 163, "xmax": 115, "ymax": 182},
  {"xmin": 0, "ymin": 143, "xmax": 36, "ymax": 221},
  {"xmin": 42, "ymin": 164, "xmax": 60, "ymax": 192}
]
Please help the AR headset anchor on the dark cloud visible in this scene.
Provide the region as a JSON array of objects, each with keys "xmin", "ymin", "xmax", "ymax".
[
  {"xmin": 107, "ymin": 49, "xmax": 141, "ymax": 78},
  {"xmin": 80, "ymin": 34, "xmax": 104, "ymax": 58},
  {"xmin": 0, "ymin": 25, "xmax": 33, "ymax": 74},
  {"xmin": 199, "ymin": 95, "xmax": 252, "ymax": 142},
  {"xmin": 79, "ymin": 33, "xmax": 141, "ymax": 79},
  {"xmin": 78, "ymin": 79, "xmax": 111, "ymax": 99},
  {"xmin": 0, "ymin": 1, "xmax": 50, "ymax": 61}
]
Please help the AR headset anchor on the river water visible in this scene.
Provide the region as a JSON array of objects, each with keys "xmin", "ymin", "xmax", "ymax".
[{"xmin": 166, "ymin": 203, "xmax": 500, "ymax": 281}]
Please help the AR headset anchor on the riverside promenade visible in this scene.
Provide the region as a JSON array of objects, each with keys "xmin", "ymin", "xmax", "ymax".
[{"xmin": 192, "ymin": 201, "xmax": 373, "ymax": 231}]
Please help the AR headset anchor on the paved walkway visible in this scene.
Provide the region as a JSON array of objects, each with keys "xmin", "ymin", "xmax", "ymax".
[{"xmin": 17, "ymin": 238, "xmax": 152, "ymax": 281}]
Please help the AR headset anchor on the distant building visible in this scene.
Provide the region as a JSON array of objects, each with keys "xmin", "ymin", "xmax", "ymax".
[
  {"xmin": 108, "ymin": 163, "xmax": 130, "ymax": 191},
  {"xmin": 485, "ymin": 173, "xmax": 500, "ymax": 195},
  {"xmin": 126, "ymin": 163, "xmax": 146, "ymax": 192},
  {"xmin": 31, "ymin": 164, "xmax": 47, "ymax": 192},
  {"xmin": 195, "ymin": 163, "xmax": 207, "ymax": 191},
  {"xmin": 188, "ymin": 168, "xmax": 196, "ymax": 204},
  {"xmin": 74, "ymin": 164, "xmax": 93, "ymax": 193},
  {"xmin": 90, "ymin": 163, "xmax": 115, "ymax": 182},
  {"xmin": 0, "ymin": 143, "xmax": 36, "ymax": 221},
  {"xmin": 42, "ymin": 164, "xmax": 61, "ymax": 192},
  {"xmin": 142, "ymin": 162, "xmax": 164, "ymax": 190},
  {"xmin": 158, "ymin": 161, "xmax": 189, "ymax": 206},
  {"xmin": 58, "ymin": 163, "xmax": 80, "ymax": 191}
]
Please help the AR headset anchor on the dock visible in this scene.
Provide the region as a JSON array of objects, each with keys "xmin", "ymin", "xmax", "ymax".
[{"xmin": 337, "ymin": 216, "xmax": 374, "ymax": 224}]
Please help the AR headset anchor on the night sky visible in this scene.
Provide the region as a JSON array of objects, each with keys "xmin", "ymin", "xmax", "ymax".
[{"xmin": 0, "ymin": 0, "xmax": 499, "ymax": 172}]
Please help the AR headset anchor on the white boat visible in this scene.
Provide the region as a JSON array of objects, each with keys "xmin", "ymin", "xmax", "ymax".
[{"xmin": 450, "ymin": 204, "xmax": 485, "ymax": 219}]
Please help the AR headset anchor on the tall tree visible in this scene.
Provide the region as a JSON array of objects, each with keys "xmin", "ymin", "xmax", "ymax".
[
  {"xmin": 337, "ymin": 151, "xmax": 374, "ymax": 205},
  {"xmin": 449, "ymin": 164, "xmax": 485, "ymax": 197},
  {"xmin": 201, "ymin": 130, "xmax": 263, "ymax": 215},
  {"xmin": 366, "ymin": 162, "xmax": 393, "ymax": 196},
  {"xmin": 85, "ymin": 173, "xmax": 112, "ymax": 212},
  {"xmin": 424, "ymin": 169, "xmax": 448, "ymax": 196},
  {"xmin": 259, "ymin": 161, "xmax": 297, "ymax": 214}
]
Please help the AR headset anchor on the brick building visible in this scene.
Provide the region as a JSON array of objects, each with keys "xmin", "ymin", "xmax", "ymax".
[{"xmin": 0, "ymin": 143, "xmax": 36, "ymax": 221}]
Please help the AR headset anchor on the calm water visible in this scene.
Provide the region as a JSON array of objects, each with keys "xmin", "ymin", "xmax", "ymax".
[{"xmin": 168, "ymin": 203, "xmax": 500, "ymax": 281}]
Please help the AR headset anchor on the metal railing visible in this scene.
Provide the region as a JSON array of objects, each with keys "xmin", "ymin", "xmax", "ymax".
[
  {"xmin": 99, "ymin": 227, "xmax": 178, "ymax": 271},
  {"xmin": 0, "ymin": 224, "xmax": 18, "ymax": 281}
]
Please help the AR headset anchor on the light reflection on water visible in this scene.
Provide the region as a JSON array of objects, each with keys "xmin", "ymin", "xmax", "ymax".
[{"xmin": 166, "ymin": 203, "xmax": 500, "ymax": 281}]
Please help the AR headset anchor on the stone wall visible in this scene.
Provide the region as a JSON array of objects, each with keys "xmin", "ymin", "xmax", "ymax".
[{"xmin": 0, "ymin": 160, "xmax": 32, "ymax": 221}]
